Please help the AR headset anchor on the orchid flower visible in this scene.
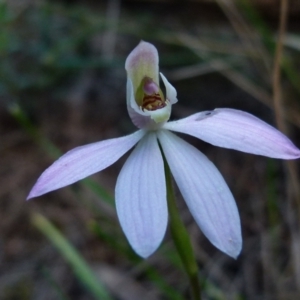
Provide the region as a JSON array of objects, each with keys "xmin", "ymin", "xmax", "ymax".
[{"xmin": 27, "ymin": 41, "xmax": 300, "ymax": 259}]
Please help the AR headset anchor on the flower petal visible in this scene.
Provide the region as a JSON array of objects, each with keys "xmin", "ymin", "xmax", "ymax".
[
  {"xmin": 126, "ymin": 79, "xmax": 152, "ymax": 128},
  {"xmin": 160, "ymin": 72, "xmax": 178, "ymax": 104},
  {"xmin": 27, "ymin": 130, "xmax": 145, "ymax": 199},
  {"xmin": 115, "ymin": 132, "xmax": 167, "ymax": 258},
  {"xmin": 164, "ymin": 108, "xmax": 300, "ymax": 159},
  {"xmin": 158, "ymin": 130, "xmax": 242, "ymax": 258},
  {"xmin": 125, "ymin": 41, "xmax": 159, "ymax": 93}
]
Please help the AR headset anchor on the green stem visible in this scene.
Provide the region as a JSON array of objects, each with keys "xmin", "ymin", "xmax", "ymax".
[{"xmin": 162, "ymin": 155, "xmax": 201, "ymax": 300}]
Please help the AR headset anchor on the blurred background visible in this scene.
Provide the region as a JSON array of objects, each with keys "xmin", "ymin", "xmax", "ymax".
[{"xmin": 1, "ymin": 0, "xmax": 300, "ymax": 299}]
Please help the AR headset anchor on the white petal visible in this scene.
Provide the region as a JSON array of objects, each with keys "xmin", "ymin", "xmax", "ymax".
[
  {"xmin": 115, "ymin": 132, "xmax": 167, "ymax": 258},
  {"xmin": 126, "ymin": 79, "xmax": 152, "ymax": 128},
  {"xmin": 164, "ymin": 108, "xmax": 300, "ymax": 159},
  {"xmin": 27, "ymin": 130, "xmax": 145, "ymax": 199},
  {"xmin": 160, "ymin": 72, "xmax": 178, "ymax": 104},
  {"xmin": 158, "ymin": 130, "xmax": 242, "ymax": 258},
  {"xmin": 125, "ymin": 41, "xmax": 159, "ymax": 92}
]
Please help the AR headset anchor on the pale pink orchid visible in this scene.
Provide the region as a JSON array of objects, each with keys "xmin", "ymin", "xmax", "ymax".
[{"xmin": 28, "ymin": 41, "xmax": 300, "ymax": 259}]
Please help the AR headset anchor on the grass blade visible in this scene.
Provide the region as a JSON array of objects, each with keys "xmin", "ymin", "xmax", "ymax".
[{"xmin": 32, "ymin": 213, "xmax": 112, "ymax": 300}]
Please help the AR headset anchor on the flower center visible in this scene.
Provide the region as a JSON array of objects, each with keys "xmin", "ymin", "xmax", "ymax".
[
  {"xmin": 141, "ymin": 77, "xmax": 166, "ymax": 111},
  {"xmin": 142, "ymin": 94, "xmax": 166, "ymax": 111}
]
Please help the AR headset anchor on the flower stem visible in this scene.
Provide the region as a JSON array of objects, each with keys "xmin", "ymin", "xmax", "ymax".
[{"xmin": 162, "ymin": 155, "xmax": 201, "ymax": 300}]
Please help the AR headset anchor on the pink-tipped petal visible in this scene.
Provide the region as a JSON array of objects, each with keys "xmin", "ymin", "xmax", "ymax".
[
  {"xmin": 158, "ymin": 130, "xmax": 242, "ymax": 258},
  {"xmin": 115, "ymin": 132, "xmax": 167, "ymax": 258},
  {"xmin": 160, "ymin": 72, "xmax": 178, "ymax": 104},
  {"xmin": 125, "ymin": 41, "xmax": 159, "ymax": 92},
  {"xmin": 164, "ymin": 108, "xmax": 300, "ymax": 159},
  {"xmin": 27, "ymin": 130, "xmax": 145, "ymax": 199},
  {"xmin": 125, "ymin": 43, "xmax": 175, "ymax": 126}
]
